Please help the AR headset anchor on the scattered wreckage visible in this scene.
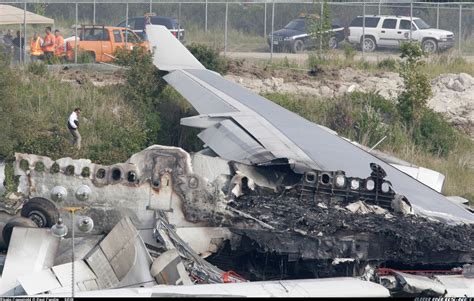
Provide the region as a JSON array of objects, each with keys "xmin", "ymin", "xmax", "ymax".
[{"xmin": 0, "ymin": 25, "xmax": 472, "ymax": 297}]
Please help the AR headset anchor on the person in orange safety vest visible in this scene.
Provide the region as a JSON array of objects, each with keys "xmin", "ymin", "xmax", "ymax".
[
  {"xmin": 54, "ymin": 29, "xmax": 65, "ymax": 59},
  {"xmin": 30, "ymin": 32, "xmax": 44, "ymax": 62},
  {"xmin": 42, "ymin": 26, "xmax": 55, "ymax": 61}
]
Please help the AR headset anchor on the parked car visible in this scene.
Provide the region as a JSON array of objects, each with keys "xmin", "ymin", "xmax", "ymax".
[
  {"xmin": 117, "ymin": 15, "xmax": 185, "ymax": 42},
  {"xmin": 268, "ymin": 16, "xmax": 345, "ymax": 53},
  {"xmin": 346, "ymin": 15, "xmax": 454, "ymax": 53},
  {"xmin": 65, "ymin": 25, "xmax": 149, "ymax": 63}
]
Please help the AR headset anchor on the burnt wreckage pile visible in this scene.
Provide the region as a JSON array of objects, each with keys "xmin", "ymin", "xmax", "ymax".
[{"xmin": 207, "ymin": 162, "xmax": 473, "ymax": 281}]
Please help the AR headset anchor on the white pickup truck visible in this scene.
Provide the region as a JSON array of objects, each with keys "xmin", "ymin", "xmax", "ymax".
[{"xmin": 346, "ymin": 15, "xmax": 455, "ymax": 53}]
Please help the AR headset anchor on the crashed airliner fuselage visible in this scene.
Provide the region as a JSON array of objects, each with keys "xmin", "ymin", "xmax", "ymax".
[{"xmin": 1, "ymin": 144, "xmax": 472, "ymax": 282}]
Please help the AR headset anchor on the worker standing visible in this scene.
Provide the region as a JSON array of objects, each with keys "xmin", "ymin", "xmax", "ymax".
[
  {"xmin": 68, "ymin": 108, "xmax": 81, "ymax": 150},
  {"xmin": 30, "ymin": 32, "xmax": 44, "ymax": 62},
  {"xmin": 12, "ymin": 31, "xmax": 25, "ymax": 64},
  {"xmin": 54, "ymin": 29, "xmax": 65, "ymax": 60},
  {"xmin": 42, "ymin": 26, "xmax": 55, "ymax": 62},
  {"xmin": 2, "ymin": 30, "xmax": 14, "ymax": 57}
]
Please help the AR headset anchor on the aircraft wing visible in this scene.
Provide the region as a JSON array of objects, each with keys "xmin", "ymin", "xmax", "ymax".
[{"xmin": 147, "ymin": 25, "xmax": 474, "ymax": 224}]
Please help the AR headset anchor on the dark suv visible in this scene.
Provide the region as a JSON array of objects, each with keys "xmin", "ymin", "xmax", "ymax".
[
  {"xmin": 268, "ymin": 17, "xmax": 345, "ymax": 53},
  {"xmin": 117, "ymin": 15, "xmax": 185, "ymax": 42}
]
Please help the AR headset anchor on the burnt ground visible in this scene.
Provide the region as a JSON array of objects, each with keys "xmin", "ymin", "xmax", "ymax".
[{"xmin": 207, "ymin": 188, "xmax": 474, "ymax": 281}]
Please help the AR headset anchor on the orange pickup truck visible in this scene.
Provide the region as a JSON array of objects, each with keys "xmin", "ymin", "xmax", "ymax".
[{"xmin": 66, "ymin": 25, "xmax": 149, "ymax": 63}]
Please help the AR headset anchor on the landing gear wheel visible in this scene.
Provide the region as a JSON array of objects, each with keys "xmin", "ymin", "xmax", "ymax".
[
  {"xmin": 21, "ymin": 197, "xmax": 59, "ymax": 228},
  {"xmin": 362, "ymin": 36, "xmax": 376, "ymax": 52},
  {"xmin": 422, "ymin": 39, "xmax": 438, "ymax": 54},
  {"xmin": 292, "ymin": 40, "xmax": 305, "ymax": 53},
  {"xmin": 2, "ymin": 216, "xmax": 38, "ymax": 247}
]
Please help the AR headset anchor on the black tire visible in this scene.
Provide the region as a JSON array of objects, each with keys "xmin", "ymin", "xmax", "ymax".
[
  {"xmin": 21, "ymin": 197, "xmax": 59, "ymax": 228},
  {"xmin": 361, "ymin": 36, "xmax": 376, "ymax": 52},
  {"xmin": 422, "ymin": 39, "xmax": 438, "ymax": 54},
  {"xmin": 2, "ymin": 216, "xmax": 38, "ymax": 246},
  {"xmin": 292, "ymin": 39, "xmax": 305, "ymax": 53},
  {"xmin": 328, "ymin": 36, "xmax": 338, "ymax": 49}
]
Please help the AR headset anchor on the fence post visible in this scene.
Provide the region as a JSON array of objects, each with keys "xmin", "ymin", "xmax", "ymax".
[
  {"xmin": 224, "ymin": 1, "xmax": 228, "ymax": 56},
  {"xmin": 125, "ymin": 2, "xmax": 129, "ymax": 47},
  {"xmin": 409, "ymin": 0, "xmax": 413, "ymax": 40},
  {"xmin": 74, "ymin": 1, "xmax": 78, "ymax": 64},
  {"xmin": 178, "ymin": 2, "xmax": 181, "ymax": 37},
  {"xmin": 150, "ymin": 0, "xmax": 152, "ymax": 13},
  {"xmin": 458, "ymin": 3, "xmax": 462, "ymax": 56},
  {"xmin": 23, "ymin": 1, "xmax": 26, "ymax": 64},
  {"xmin": 205, "ymin": 0, "xmax": 208, "ymax": 32},
  {"xmin": 270, "ymin": 0, "xmax": 275, "ymax": 61},
  {"xmin": 264, "ymin": 1, "xmax": 267, "ymax": 38},
  {"xmin": 93, "ymin": 0, "xmax": 96, "ymax": 24},
  {"xmin": 362, "ymin": 2, "xmax": 365, "ymax": 60},
  {"xmin": 436, "ymin": 2, "xmax": 439, "ymax": 29},
  {"xmin": 319, "ymin": 1, "xmax": 323, "ymax": 58}
]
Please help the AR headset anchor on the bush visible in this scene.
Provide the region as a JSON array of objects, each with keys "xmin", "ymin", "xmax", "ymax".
[
  {"xmin": 76, "ymin": 50, "xmax": 96, "ymax": 64},
  {"xmin": 414, "ymin": 109, "xmax": 459, "ymax": 157},
  {"xmin": 308, "ymin": 53, "xmax": 325, "ymax": 71},
  {"xmin": 343, "ymin": 44, "xmax": 356, "ymax": 61},
  {"xmin": 325, "ymin": 100, "xmax": 355, "ymax": 134},
  {"xmin": 377, "ymin": 58, "xmax": 397, "ymax": 71},
  {"xmin": 356, "ymin": 60, "xmax": 371, "ymax": 70},
  {"xmin": 27, "ymin": 62, "xmax": 47, "ymax": 76},
  {"xmin": 347, "ymin": 91, "xmax": 399, "ymax": 121},
  {"xmin": 354, "ymin": 105, "xmax": 388, "ymax": 147},
  {"xmin": 187, "ymin": 43, "xmax": 228, "ymax": 74}
]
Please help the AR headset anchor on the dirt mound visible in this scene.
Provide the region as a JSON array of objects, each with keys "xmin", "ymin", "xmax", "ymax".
[{"xmin": 430, "ymin": 73, "xmax": 474, "ymax": 137}]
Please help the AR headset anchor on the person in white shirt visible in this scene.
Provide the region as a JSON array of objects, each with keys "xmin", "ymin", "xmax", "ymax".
[{"xmin": 67, "ymin": 108, "xmax": 81, "ymax": 150}]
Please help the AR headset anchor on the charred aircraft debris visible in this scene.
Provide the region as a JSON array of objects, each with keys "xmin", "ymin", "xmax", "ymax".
[{"xmin": 0, "ymin": 25, "xmax": 472, "ymax": 297}]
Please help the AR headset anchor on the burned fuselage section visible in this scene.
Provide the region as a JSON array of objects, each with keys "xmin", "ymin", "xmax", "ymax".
[
  {"xmin": 203, "ymin": 159, "xmax": 473, "ymax": 281},
  {"xmin": 2, "ymin": 146, "xmax": 236, "ymax": 255},
  {"xmin": 2, "ymin": 145, "xmax": 473, "ymax": 283}
]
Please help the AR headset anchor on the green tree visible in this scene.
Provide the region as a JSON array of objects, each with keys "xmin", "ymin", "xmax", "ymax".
[
  {"xmin": 308, "ymin": 0, "xmax": 333, "ymax": 58},
  {"xmin": 115, "ymin": 46, "xmax": 166, "ymax": 146},
  {"xmin": 396, "ymin": 41, "xmax": 432, "ymax": 127},
  {"xmin": 31, "ymin": 2, "xmax": 47, "ymax": 16}
]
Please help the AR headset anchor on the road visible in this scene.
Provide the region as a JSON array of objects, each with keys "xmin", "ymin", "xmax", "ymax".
[{"xmin": 223, "ymin": 50, "xmax": 474, "ymax": 64}]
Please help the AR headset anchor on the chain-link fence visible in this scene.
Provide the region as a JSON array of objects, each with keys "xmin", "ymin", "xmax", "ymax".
[{"xmin": 0, "ymin": 1, "xmax": 473, "ymax": 64}]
